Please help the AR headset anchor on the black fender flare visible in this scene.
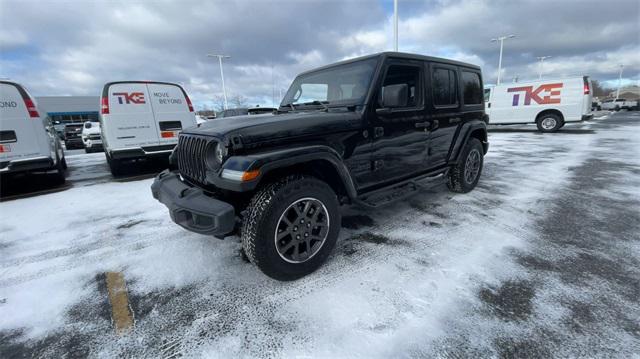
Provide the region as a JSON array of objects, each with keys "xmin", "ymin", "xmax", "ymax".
[
  {"xmin": 448, "ymin": 120, "xmax": 488, "ymax": 164},
  {"xmin": 213, "ymin": 145, "xmax": 358, "ymax": 198}
]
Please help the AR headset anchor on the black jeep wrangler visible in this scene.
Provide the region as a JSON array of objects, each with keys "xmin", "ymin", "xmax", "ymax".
[{"xmin": 152, "ymin": 52, "xmax": 488, "ymax": 280}]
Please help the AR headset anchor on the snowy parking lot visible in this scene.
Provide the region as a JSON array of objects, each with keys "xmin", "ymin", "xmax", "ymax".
[{"xmin": 1, "ymin": 111, "xmax": 639, "ymax": 357}]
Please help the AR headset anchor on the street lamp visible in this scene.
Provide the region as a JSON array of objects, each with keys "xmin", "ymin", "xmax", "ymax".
[
  {"xmin": 393, "ymin": 0, "xmax": 398, "ymax": 51},
  {"xmin": 207, "ymin": 54, "xmax": 231, "ymax": 110},
  {"xmin": 490, "ymin": 34, "xmax": 516, "ymax": 85},
  {"xmin": 615, "ymin": 64, "xmax": 624, "ymax": 100},
  {"xmin": 536, "ymin": 56, "xmax": 552, "ymax": 79}
]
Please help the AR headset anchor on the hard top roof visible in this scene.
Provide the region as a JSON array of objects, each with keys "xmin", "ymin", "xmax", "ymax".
[{"xmin": 297, "ymin": 51, "xmax": 481, "ymax": 77}]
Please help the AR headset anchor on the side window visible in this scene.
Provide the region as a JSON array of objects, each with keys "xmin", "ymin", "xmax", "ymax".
[
  {"xmin": 381, "ymin": 64, "xmax": 422, "ymax": 108},
  {"xmin": 462, "ymin": 71, "xmax": 483, "ymax": 105},
  {"xmin": 432, "ymin": 67, "xmax": 458, "ymax": 107}
]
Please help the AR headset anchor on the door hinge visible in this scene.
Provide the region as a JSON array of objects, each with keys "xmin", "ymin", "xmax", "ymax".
[
  {"xmin": 373, "ymin": 160, "xmax": 384, "ymax": 171},
  {"xmin": 374, "ymin": 127, "xmax": 384, "ymax": 138}
]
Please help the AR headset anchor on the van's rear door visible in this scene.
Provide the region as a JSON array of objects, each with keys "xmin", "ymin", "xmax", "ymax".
[
  {"xmin": 0, "ymin": 82, "xmax": 48, "ymax": 162},
  {"xmin": 104, "ymin": 83, "xmax": 159, "ymax": 149},
  {"xmin": 146, "ymin": 83, "xmax": 195, "ymax": 146}
]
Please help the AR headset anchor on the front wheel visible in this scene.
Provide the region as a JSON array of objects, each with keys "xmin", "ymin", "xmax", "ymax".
[
  {"xmin": 447, "ymin": 138, "xmax": 484, "ymax": 193},
  {"xmin": 241, "ymin": 175, "xmax": 340, "ymax": 281}
]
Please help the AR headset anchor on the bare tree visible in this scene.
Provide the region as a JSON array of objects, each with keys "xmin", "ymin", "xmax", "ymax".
[
  {"xmin": 591, "ymin": 80, "xmax": 611, "ymax": 98},
  {"xmin": 211, "ymin": 95, "xmax": 226, "ymax": 113},
  {"xmin": 230, "ymin": 94, "xmax": 248, "ymax": 108}
]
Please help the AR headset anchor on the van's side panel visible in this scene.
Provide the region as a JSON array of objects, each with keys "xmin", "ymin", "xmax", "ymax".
[
  {"xmin": 0, "ymin": 83, "xmax": 50, "ymax": 162},
  {"xmin": 146, "ymin": 83, "xmax": 196, "ymax": 146},
  {"xmin": 102, "ymin": 83, "xmax": 159, "ymax": 151},
  {"xmin": 486, "ymin": 77, "xmax": 586, "ymax": 124}
]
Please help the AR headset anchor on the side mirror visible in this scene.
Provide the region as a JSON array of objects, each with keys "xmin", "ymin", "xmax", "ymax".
[{"xmin": 380, "ymin": 84, "xmax": 408, "ymax": 109}]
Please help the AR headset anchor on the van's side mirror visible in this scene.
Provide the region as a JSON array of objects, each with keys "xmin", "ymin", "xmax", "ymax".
[{"xmin": 380, "ymin": 84, "xmax": 408, "ymax": 109}]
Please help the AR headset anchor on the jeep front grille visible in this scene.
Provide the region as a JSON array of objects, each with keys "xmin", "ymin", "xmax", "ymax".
[{"xmin": 177, "ymin": 135, "xmax": 210, "ymax": 184}]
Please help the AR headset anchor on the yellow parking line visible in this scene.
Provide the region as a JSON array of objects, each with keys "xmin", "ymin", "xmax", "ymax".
[{"xmin": 105, "ymin": 272, "xmax": 134, "ymax": 334}]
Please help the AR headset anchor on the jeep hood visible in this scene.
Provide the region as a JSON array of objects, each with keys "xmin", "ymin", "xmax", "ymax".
[{"xmin": 183, "ymin": 111, "xmax": 361, "ymax": 144}]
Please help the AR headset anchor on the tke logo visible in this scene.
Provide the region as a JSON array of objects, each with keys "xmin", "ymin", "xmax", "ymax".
[
  {"xmin": 113, "ymin": 92, "xmax": 146, "ymax": 104},
  {"xmin": 507, "ymin": 83, "xmax": 563, "ymax": 106}
]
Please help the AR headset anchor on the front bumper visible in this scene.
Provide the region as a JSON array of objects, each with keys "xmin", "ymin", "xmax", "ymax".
[{"xmin": 151, "ymin": 169, "xmax": 235, "ymax": 236}]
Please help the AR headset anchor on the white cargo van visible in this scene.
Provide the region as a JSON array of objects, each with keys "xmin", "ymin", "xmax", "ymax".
[
  {"xmin": 484, "ymin": 76, "xmax": 593, "ymax": 132},
  {"xmin": 99, "ymin": 81, "xmax": 197, "ymax": 175},
  {"xmin": 0, "ymin": 80, "xmax": 66, "ymax": 181}
]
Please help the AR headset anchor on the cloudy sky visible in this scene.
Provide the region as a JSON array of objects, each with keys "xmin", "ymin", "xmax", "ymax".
[{"xmin": 1, "ymin": 0, "xmax": 638, "ymax": 109}]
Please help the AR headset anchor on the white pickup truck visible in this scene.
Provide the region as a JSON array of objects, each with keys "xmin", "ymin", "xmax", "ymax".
[{"xmin": 601, "ymin": 98, "xmax": 638, "ymax": 111}]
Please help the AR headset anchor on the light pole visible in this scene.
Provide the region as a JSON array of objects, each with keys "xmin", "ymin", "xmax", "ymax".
[
  {"xmin": 393, "ymin": 0, "xmax": 398, "ymax": 51},
  {"xmin": 615, "ymin": 64, "xmax": 624, "ymax": 100},
  {"xmin": 491, "ymin": 34, "xmax": 515, "ymax": 85},
  {"xmin": 207, "ymin": 54, "xmax": 231, "ymax": 110},
  {"xmin": 536, "ymin": 56, "xmax": 552, "ymax": 79}
]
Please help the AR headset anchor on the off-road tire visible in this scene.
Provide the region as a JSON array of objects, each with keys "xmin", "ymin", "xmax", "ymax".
[
  {"xmin": 536, "ymin": 113, "xmax": 563, "ymax": 132},
  {"xmin": 241, "ymin": 175, "xmax": 341, "ymax": 281},
  {"xmin": 447, "ymin": 138, "xmax": 483, "ymax": 193}
]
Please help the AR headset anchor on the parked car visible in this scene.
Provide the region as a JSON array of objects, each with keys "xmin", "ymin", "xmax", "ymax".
[
  {"xmin": 601, "ymin": 98, "xmax": 638, "ymax": 111},
  {"xmin": 152, "ymin": 52, "xmax": 489, "ymax": 280},
  {"xmin": 0, "ymin": 80, "xmax": 66, "ymax": 182},
  {"xmin": 63, "ymin": 123, "xmax": 84, "ymax": 149},
  {"xmin": 484, "ymin": 76, "xmax": 593, "ymax": 132},
  {"xmin": 81, "ymin": 120, "xmax": 103, "ymax": 153},
  {"xmin": 99, "ymin": 81, "xmax": 197, "ymax": 176}
]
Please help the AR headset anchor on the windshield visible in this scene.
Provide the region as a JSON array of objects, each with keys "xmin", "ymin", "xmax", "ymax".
[{"xmin": 281, "ymin": 58, "xmax": 378, "ymax": 107}]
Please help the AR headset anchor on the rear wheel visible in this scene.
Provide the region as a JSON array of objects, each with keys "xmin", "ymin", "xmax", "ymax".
[
  {"xmin": 54, "ymin": 153, "xmax": 66, "ymax": 184},
  {"xmin": 241, "ymin": 175, "xmax": 340, "ymax": 281},
  {"xmin": 447, "ymin": 138, "xmax": 483, "ymax": 193},
  {"xmin": 536, "ymin": 113, "xmax": 563, "ymax": 133},
  {"xmin": 106, "ymin": 152, "xmax": 123, "ymax": 176}
]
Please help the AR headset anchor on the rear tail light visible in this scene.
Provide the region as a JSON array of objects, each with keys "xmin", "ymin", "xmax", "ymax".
[
  {"xmin": 101, "ymin": 96, "xmax": 110, "ymax": 114},
  {"xmin": 0, "ymin": 144, "xmax": 11, "ymax": 153},
  {"xmin": 185, "ymin": 94, "xmax": 194, "ymax": 112},
  {"xmin": 23, "ymin": 98, "xmax": 40, "ymax": 118},
  {"xmin": 583, "ymin": 77, "xmax": 590, "ymax": 95}
]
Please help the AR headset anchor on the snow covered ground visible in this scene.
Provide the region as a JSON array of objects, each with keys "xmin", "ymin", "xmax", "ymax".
[{"xmin": 1, "ymin": 111, "xmax": 639, "ymax": 358}]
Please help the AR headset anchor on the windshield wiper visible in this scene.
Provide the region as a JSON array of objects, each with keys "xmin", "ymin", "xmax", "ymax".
[
  {"xmin": 279, "ymin": 103, "xmax": 296, "ymax": 112},
  {"xmin": 301, "ymin": 100, "xmax": 329, "ymax": 112}
]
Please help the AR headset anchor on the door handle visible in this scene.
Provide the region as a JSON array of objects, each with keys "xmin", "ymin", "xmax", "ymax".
[
  {"xmin": 450, "ymin": 117, "xmax": 461, "ymax": 123},
  {"xmin": 415, "ymin": 122, "xmax": 429, "ymax": 129}
]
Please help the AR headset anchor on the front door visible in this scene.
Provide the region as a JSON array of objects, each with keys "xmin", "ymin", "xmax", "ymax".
[{"xmin": 371, "ymin": 60, "xmax": 428, "ymax": 185}]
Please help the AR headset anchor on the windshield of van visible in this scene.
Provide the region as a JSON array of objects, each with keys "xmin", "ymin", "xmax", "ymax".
[{"xmin": 281, "ymin": 58, "xmax": 378, "ymax": 108}]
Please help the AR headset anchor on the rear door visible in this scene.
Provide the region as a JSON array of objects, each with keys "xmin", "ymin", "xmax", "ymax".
[
  {"xmin": 0, "ymin": 82, "xmax": 48, "ymax": 161},
  {"xmin": 146, "ymin": 83, "xmax": 196, "ymax": 146},
  {"xmin": 427, "ymin": 64, "xmax": 461, "ymax": 168},
  {"xmin": 103, "ymin": 83, "xmax": 158, "ymax": 149}
]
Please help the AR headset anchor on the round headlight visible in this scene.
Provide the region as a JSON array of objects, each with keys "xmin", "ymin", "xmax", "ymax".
[{"xmin": 214, "ymin": 142, "xmax": 227, "ymax": 163}]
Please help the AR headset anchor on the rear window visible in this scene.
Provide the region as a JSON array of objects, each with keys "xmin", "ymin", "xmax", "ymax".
[
  {"xmin": 432, "ymin": 68, "xmax": 458, "ymax": 106},
  {"xmin": 462, "ymin": 71, "xmax": 483, "ymax": 105}
]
